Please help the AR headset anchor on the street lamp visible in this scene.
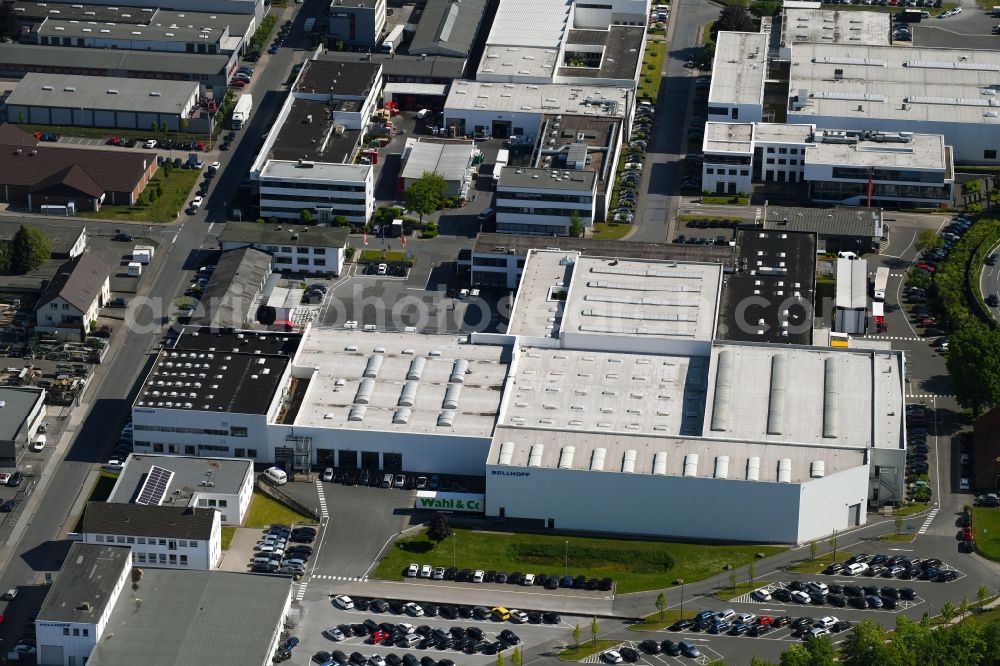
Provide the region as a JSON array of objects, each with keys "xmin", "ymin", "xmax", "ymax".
[
  {"xmin": 452, "ymin": 533, "xmax": 456, "ymax": 568},
  {"xmin": 564, "ymin": 541, "xmax": 569, "ymax": 577}
]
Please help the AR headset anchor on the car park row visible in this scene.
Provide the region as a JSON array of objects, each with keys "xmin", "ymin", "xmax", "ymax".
[
  {"xmin": 748, "ymin": 579, "xmax": 921, "ymax": 611},
  {"xmin": 404, "ymin": 563, "xmax": 613, "ymax": 592},
  {"xmin": 251, "ymin": 524, "xmax": 316, "ymax": 575},
  {"xmin": 331, "ymin": 594, "xmax": 563, "ymax": 627},
  {"xmin": 818, "ymin": 553, "xmax": 959, "ymax": 583}
]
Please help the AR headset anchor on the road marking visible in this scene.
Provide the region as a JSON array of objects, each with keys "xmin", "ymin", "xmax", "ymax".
[
  {"xmin": 917, "ymin": 507, "xmax": 939, "ymax": 534},
  {"xmin": 295, "ymin": 581, "xmax": 308, "ymax": 601},
  {"xmin": 311, "ymin": 574, "xmax": 367, "ymax": 581},
  {"xmin": 863, "ymin": 336, "xmax": 924, "ymax": 342},
  {"xmin": 907, "ymin": 394, "xmax": 954, "ymax": 399},
  {"xmin": 314, "ymin": 479, "xmax": 328, "ymax": 519},
  {"xmin": 888, "ymin": 548, "xmax": 914, "ymax": 552}
]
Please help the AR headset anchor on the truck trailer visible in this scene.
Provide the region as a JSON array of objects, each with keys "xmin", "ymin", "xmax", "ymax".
[{"xmin": 231, "ymin": 94, "xmax": 253, "ymax": 130}]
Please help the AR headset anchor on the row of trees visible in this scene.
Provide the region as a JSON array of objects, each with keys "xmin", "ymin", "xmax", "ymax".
[{"xmin": 0, "ymin": 225, "xmax": 51, "ymax": 276}]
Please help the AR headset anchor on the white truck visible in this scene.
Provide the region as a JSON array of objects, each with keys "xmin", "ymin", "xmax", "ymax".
[
  {"xmin": 231, "ymin": 94, "xmax": 252, "ymax": 130},
  {"xmin": 873, "ymin": 266, "xmax": 889, "ymax": 301},
  {"xmin": 381, "ymin": 25, "xmax": 404, "ymax": 54}
]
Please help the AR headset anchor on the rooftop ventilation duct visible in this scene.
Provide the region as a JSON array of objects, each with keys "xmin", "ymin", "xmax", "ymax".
[
  {"xmin": 442, "ymin": 384, "xmax": 462, "ymax": 410},
  {"xmin": 558, "ymin": 446, "xmax": 576, "ymax": 470},
  {"xmin": 406, "ymin": 357, "xmax": 425, "ymax": 381},
  {"xmin": 398, "ymin": 380, "xmax": 419, "ymax": 407},
  {"xmin": 498, "ymin": 441, "xmax": 515, "ymax": 465},
  {"xmin": 714, "ymin": 455, "xmax": 730, "ymax": 479},
  {"xmin": 449, "ymin": 358, "xmax": 469, "ymax": 383},
  {"xmin": 622, "ymin": 449, "xmax": 637, "ymax": 473},
  {"xmin": 652, "ymin": 451, "xmax": 668, "ymax": 476},
  {"xmin": 437, "ymin": 410, "xmax": 456, "ymax": 427},
  {"xmin": 393, "ymin": 407, "xmax": 411, "ymax": 424},
  {"xmin": 777, "ymin": 458, "xmax": 792, "ymax": 483},
  {"xmin": 354, "ymin": 378, "xmax": 375, "ymax": 404},
  {"xmin": 363, "ymin": 354, "xmax": 383, "ymax": 378},
  {"xmin": 767, "ymin": 354, "xmax": 788, "ymax": 435},
  {"xmin": 528, "ymin": 444, "xmax": 544, "ymax": 467},
  {"xmin": 823, "ymin": 358, "xmax": 839, "ymax": 438},
  {"xmin": 710, "ymin": 350, "xmax": 734, "ymax": 431},
  {"xmin": 683, "ymin": 454, "xmax": 699, "ymax": 477},
  {"xmin": 590, "ymin": 447, "xmax": 606, "ymax": 471},
  {"xmin": 348, "ymin": 404, "xmax": 367, "ymax": 421},
  {"xmin": 810, "ymin": 460, "xmax": 826, "ymax": 478},
  {"xmin": 746, "ymin": 456, "xmax": 760, "ymax": 481}
]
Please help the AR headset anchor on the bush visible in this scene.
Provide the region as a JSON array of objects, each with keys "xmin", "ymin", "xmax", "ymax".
[
  {"xmin": 963, "ymin": 180, "xmax": 983, "ymax": 194},
  {"xmin": 968, "ymin": 202, "xmax": 984, "ymax": 213}
]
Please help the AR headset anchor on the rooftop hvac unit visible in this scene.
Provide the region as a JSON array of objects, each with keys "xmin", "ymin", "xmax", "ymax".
[
  {"xmin": 557, "ymin": 446, "xmax": 576, "ymax": 470},
  {"xmin": 746, "ymin": 456, "xmax": 760, "ymax": 481},
  {"xmin": 810, "ymin": 460, "xmax": 826, "ymax": 478},
  {"xmin": 354, "ymin": 378, "xmax": 375, "ymax": 404},
  {"xmin": 714, "ymin": 455, "xmax": 730, "ymax": 479},
  {"xmin": 527, "ymin": 444, "xmax": 544, "ymax": 467},
  {"xmin": 652, "ymin": 451, "xmax": 668, "ymax": 476},
  {"xmin": 777, "ymin": 458, "xmax": 792, "ymax": 483},
  {"xmin": 683, "ymin": 453, "xmax": 698, "ymax": 477},
  {"xmin": 589, "ymin": 447, "xmax": 606, "ymax": 471},
  {"xmin": 498, "ymin": 441, "xmax": 515, "ymax": 466},
  {"xmin": 449, "ymin": 358, "xmax": 468, "ymax": 383},
  {"xmin": 622, "ymin": 449, "xmax": 637, "ymax": 473}
]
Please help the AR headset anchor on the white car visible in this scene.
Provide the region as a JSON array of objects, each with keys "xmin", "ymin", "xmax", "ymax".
[
  {"xmin": 601, "ymin": 650, "xmax": 623, "ymax": 664},
  {"xmin": 377, "ymin": 263, "xmax": 388, "ymax": 276},
  {"xmin": 143, "ymin": 139, "xmax": 157, "ymax": 149},
  {"xmin": 791, "ymin": 590, "xmax": 811, "ymax": 604},
  {"xmin": 209, "ymin": 161, "xmax": 221, "ymax": 172},
  {"xmin": 510, "ymin": 609, "xmax": 529, "ymax": 623},
  {"xmin": 368, "ymin": 655, "xmax": 386, "ymax": 666},
  {"xmin": 190, "ymin": 196, "xmax": 204, "ymax": 209},
  {"xmin": 522, "ymin": 573, "xmax": 535, "ymax": 586},
  {"xmin": 333, "ymin": 594, "xmax": 354, "ymax": 610},
  {"xmin": 403, "ymin": 602, "xmax": 424, "ymax": 617},
  {"xmin": 472, "ymin": 569, "xmax": 485, "ymax": 583},
  {"xmin": 406, "ymin": 563, "xmax": 419, "ymax": 577},
  {"xmin": 809, "ymin": 627, "xmax": 830, "ymax": 639},
  {"xmin": 322, "ymin": 467, "xmax": 334, "ymax": 482},
  {"xmin": 432, "ymin": 567, "xmax": 446, "ymax": 580},
  {"xmin": 397, "ymin": 623, "xmax": 415, "ymax": 634},
  {"xmin": 735, "ymin": 612, "xmax": 756, "ymax": 625},
  {"xmin": 714, "ymin": 609, "xmax": 735, "ymax": 622},
  {"xmin": 419, "ymin": 564, "xmax": 432, "ymax": 578},
  {"xmin": 322, "ymin": 627, "xmax": 346, "ymax": 641},
  {"xmin": 817, "ymin": 616, "xmax": 838, "ymax": 629},
  {"xmin": 751, "ymin": 589, "xmax": 772, "ymax": 602}
]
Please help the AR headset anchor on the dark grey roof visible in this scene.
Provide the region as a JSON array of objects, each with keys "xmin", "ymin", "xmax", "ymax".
[
  {"xmin": 35, "ymin": 252, "xmax": 109, "ymax": 313},
  {"xmin": 270, "ymin": 98, "xmax": 362, "ymax": 163},
  {"xmin": 0, "ymin": 42, "xmax": 229, "ymax": 76},
  {"xmin": 37, "ymin": 542, "xmax": 131, "ymax": 624},
  {"xmin": 410, "ymin": 0, "xmax": 488, "ymax": 58},
  {"xmin": 108, "ymin": 454, "xmax": 253, "ymax": 506},
  {"xmin": 473, "ymin": 232, "xmax": 736, "ymax": 263},
  {"xmin": 555, "ymin": 26, "xmax": 644, "ymax": 80},
  {"xmin": 717, "ymin": 229, "xmax": 816, "ymax": 345},
  {"xmin": 82, "ymin": 502, "xmax": 215, "ymax": 540},
  {"xmin": 0, "ymin": 387, "xmax": 44, "ymax": 441},
  {"xmin": 317, "ymin": 51, "xmax": 465, "ymax": 81},
  {"xmin": 135, "ymin": 327, "xmax": 301, "ymax": 415},
  {"xmin": 87, "ymin": 569, "xmax": 291, "ymax": 666},
  {"xmin": 219, "ymin": 221, "xmax": 349, "ymax": 249},
  {"xmin": 194, "ymin": 247, "xmax": 271, "ymax": 329},
  {"xmin": 763, "ymin": 205, "xmax": 882, "ymax": 238},
  {"xmin": 499, "ymin": 168, "xmax": 596, "ymax": 191},
  {"xmin": 294, "ymin": 60, "xmax": 380, "ymax": 97},
  {"xmin": 9, "ymin": 73, "xmax": 199, "ymax": 114}
]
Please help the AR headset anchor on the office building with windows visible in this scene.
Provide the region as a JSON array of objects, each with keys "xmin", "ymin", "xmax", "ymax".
[{"xmin": 219, "ymin": 221, "xmax": 348, "ymax": 276}]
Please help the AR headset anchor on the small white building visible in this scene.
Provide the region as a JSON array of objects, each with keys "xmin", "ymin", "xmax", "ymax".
[
  {"xmin": 34, "ymin": 253, "xmax": 111, "ymax": 341},
  {"xmin": 81, "ymin": 502, "xmax": 222, "ymax": 570},
  {"xmin": 496, "ymin": 168, "xmax": 597, "ymax": 236},
  {"xmin": 0, "ymin": 386, "xmax": 46, "ymax": 467},
  {"xmin": 401, "ymin": 139, "xmax": 476, "ymax": 199},
  {"xmin": 219, "ymin": 221, "xmax": 349, "ymax": 276},
  {"xmin": 107, "ymin": 454, "xmax": 255, "ymax": 525}
]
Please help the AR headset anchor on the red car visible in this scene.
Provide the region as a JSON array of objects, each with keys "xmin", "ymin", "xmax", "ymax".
[
  {"xmin": 369, "ymin": 630, "xmax": 389, "ymax": 644},
  {"xmin": 229, "ymin": 79, "xmax": 246, "ymax": 88},
  {"xmin": 757, "ymin": 616, "xmax": 775, "ymax": 626},
  {"xmin": 962, "ymin": 527, "xmax": 974, "ymax": 541},
  {"xmin": 917, "ymin": 263, "xmax": 936, "ymax": 273}
]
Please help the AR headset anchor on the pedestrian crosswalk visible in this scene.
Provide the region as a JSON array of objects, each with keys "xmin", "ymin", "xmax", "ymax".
[
  {"xmin": 863, "ymin": 336, "xmax": 924, "ymax": 342},
  {"xmin": 315, "ymin": 480, "xmax": 328, "ymax": 519},
  {"xmin": 295, "ymin": 581, "xmax": 308, "ymax": 601},
  {"xmin": 311, "ymin": 574, "xmax": 368, "ymax": 582},
  {"xmin": 907, "ymin": 394, "xmax": 953, "ymax": 400},
  {"xmin": 917, "ymin": 507, "xmax": 940, "ymax": 535}
]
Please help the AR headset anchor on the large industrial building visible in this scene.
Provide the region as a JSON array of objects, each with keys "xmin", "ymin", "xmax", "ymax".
[{"xmin": 131, "ymin": 242, "xmax": 907, "ymax": 543}]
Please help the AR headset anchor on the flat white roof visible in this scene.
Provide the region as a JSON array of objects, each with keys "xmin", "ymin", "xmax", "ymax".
[
  {"xmin": 500, "ymin": 347, "xmax": 708, "ymax": 436},
  {"xmin": 477, "ymin": 45, "xmax": 560, "ymax": 80},
  {"xmin": 484, "ymin": 0, "xmax": 572, "ymax": 48},
  {"xmin": 788, "ymin": 42, "xmax": 1000, "ymax": 125},
  {"xmin": 292, "ymin": 329, "xmax": 510, "ymax": 437},
  {"xmin": 488, "ymin": 425, "xmax": 867, "ymax": 483},
  {"xmin": 259, "ymin": 160, "xmax": 371, "ymax": 182},
  {"xmin": 702, "ymin": 342, "xmax": 904, "ymax": 450},
  {"xmin": 781, "ymin": 7, "xmax": 890, "ymax": 48},
  {"xmin": 807, "ymin": 131, "xmax": 948, "ymax": 171},
  {"xmin": 835, "ymin": 256, "xmax": 868, "ymax": 309},
  {"xmin": 401, "ymin": 139, "xmax": 474, "ymax": 184},
  {"xmin": 445, "ymin": 80, "xmax": 630, "ymax": 118},
  {"xmin": 752, "ymin": 122, "xmax": 814, "ymax": 145},
  {"xmin": 506, "ymin": 249, "xmax": 572, "ymax": 338},
  {"xmin": 709, "ymin": 32, "xmax": 768, "ymax": 107},
  {"xmin": 703, "ymin": 122, "xmax": 754, "ymax": 154},
  {"xmin": 7, "ymin": 72, "xmax": 196, "ymax": 113},
  {"xmin": 560, "ymin": 254, "xmax": 722, "ymax": 342}
]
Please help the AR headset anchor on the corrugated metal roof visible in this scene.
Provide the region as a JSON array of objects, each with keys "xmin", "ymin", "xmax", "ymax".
[
  {"xmin": 410, "ymin": 0, "xmax": 488, "ymax": 58},
  {"xmin": 401, "ymin": 139, "xmax": 473, "ymax": 183}
]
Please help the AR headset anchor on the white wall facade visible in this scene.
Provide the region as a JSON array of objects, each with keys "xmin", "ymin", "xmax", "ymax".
[
  {"xmin": 258, "ymin": 165, "xmax": 374, "ymax": 228},
  {"xmin": 192, "ymin": 466, "xmax": 255, "ymax": 525},
  {"xmin": 495, "ymin": 184, "xmax": 596, "ymax": 236},
  {"xmin": 442, "ymin": 109, "xmax": 543, "ymax": 142},
  {"xmin": 707, "ymin": 102, "xmax": 762, "ymax": 124},
  {"xmin": 35, "ymin": 278, "xmax": 110, "ymax": 338},
  {"xmin": 84, "ymin": 511, "xmax": 221, "ymax": 570}
]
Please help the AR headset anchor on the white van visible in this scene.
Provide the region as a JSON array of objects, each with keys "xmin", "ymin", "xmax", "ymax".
[
  {"xmin": 846, "ymin": 562, "xmax": 868, "ymax": 576},
  {"xmin": 31, "ymin": 435, "xmax": 46, "ymax": 452},
  {"xmin": 263, "ymin": 467, "xmax": 287, "ymax": 485},
  {"xmin": 400, "ymin": 633, "xmax": 422, "ymax": 648},
  {"xmin": 806, "ymin": 581, "xmax": 829, "ymax": 596}
]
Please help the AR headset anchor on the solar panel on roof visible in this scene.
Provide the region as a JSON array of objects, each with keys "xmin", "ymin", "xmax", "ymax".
[{"xmin": 135, "ymin": 465, "xmax": 174, "ymax": 506}]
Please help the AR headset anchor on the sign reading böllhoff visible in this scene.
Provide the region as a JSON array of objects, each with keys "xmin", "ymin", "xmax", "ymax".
[{"xmin": 414, "ymin": 491, "xmax": 484, "ymax": 513}]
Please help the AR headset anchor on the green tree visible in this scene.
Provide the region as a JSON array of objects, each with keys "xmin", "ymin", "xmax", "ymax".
[
  {"xmin": 895, "ymin": 516, "xmax": 903, "ymax": 535},
  {"xmin": 925, "ymin": 620, "xmax": 986, "ymax": 665},
  {"xmin": 334, "ymin": 215, "xmax": 350, "ymax": 227},
  {"xmin": 947, "ymin": 324, "xmax": 1000, "ymax": 416},
  {"xmin": 916, "ymin": 228, "xmax": 942, "ymax": 251},
  {"xmin": 0, "ymin": 242, "xmax": 10, "ymax": 275},
  {"xmin": 427, "ymin": 513, "xmax": 452, "ymax": 541},
  {"xmin": 940, "ymin": 601, "xmax": 957, "ymax": 623},
  {"xmin": 655, "ymin": 592, "xmax": 667, "ymax": 621},
  {"xmin": 496, "ymin": 652, "xmax": 505, "ymax": 666},
  {"xmin": 977, "ymin": 584, "xmax": 990, "ymax": 608},
  {"xmin": 0, "ymin": 4, "xmax": 20, "ymax": 40},
  {"xmin": 713, "ymin": 5, "xmax": 754, "ymax": 36},
  {"xmin": 809, "ymin": 541, "xmax": 817, "ymax": 560},
  {"xmin": 841, "ymin": 620, "xmax": 893, "ymax": 666},
  {"xmin": 403, "ymin": 171, "xmax": 448, "ymax": 223},
  {"xmin": 10, "ymin": 224, "xmax": 50, "ymax": 274},
  {"xmin": 827, "ymin": 530, "xmax": 837, "ymax": 563},
  {"xmin": 750, "ymin": 658, "xmax": 778, "ymax": 666},
  {"xmin": 960, "ymin": 595, "xmax": 970, "ymax": 618},
  {"xmin": 300, "ymin": 208, "xmax": 313, "ymax": 224},
  {"xmin": 571, "ymin": 624, "xmax": 581, "ymax": 649},
  {"xmin": 151, "ymin": 121, "xmax": 159, "ymax": 134},
  {"xmin": 887, "ymin": 616, "xmax": 929, "ymax": 665},
  {"xmin": 568, "ymin": 210, "xmax": 584, "ymax": 237},
  {"xmin": 590, "ymin": 617, "xmax": 599, "ymax": 645},
  {"xmin": 777, "ymin": 644, "xmax": 812, "ymax": 666}
]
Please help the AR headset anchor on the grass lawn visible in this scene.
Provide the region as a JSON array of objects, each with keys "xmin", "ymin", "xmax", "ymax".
[
  {"xmin": 72, "ymin": 471, "xmax": 121, "ymax": 531},
  {"xmin": 373, "ymin": 528, "xmax": 785, "ymax": 594},
  {"xmin": 973, "ymin": 507, "xmax": 1000, "ymax": 560},
  {"xmin": 559, "ymin": 640, "xmax": 620, "ymax": 661},
  {"xmin": 895, "ymin": 502, "xmax": 932, "ymax": 517},
  {"xmin": 702, "ymin": 195, "xmax": 750, "ymax": 205},
  {"xmin": 591, "ymin": 222, "xmax": 633, "ymax": 240},
  {"xmin": 966, "ymin": 601, "xmax": 1000, "ymax": 625},
  {"xmin": 786, "ymin": 551, "xmax": 854, "ymax": 574},
  {"xmin": 221, "ymin": 526, "xmax": 237, "ymax": 550},
  {"xmin": 639, "ymin": 40, "xmax": 666, "ymax": 102},
  {"xmin": 80, "ymin": 168, "xmax": 198, "ymax": 224},
  {"xmin": 627, "ymin": 609, "xmax": 685, "ymax": 632},
  {"xmin": 359, "ymin": 249, "xmax": 412, "ymax": 264},
  {"xmin": 243, "ymin": 492, "xmax": 317, "ymax": 529},
  {"xmin": 714, "ymin": 581, "xmax": 763, "ymax": 601},
  {"xmin": 18, "ymin": 123, "xmax": 203, "ymax": 142},
  {"xmin": 880, "ymin": 532, "xmax": 917, "ymax": 542}
]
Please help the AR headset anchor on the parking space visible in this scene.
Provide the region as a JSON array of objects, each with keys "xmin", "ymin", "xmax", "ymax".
[
  {"xmin": 914, "ymin": 8, "xmax": 1000, "ymax": 50},
  {"xmin": 729, "ymin": 580, "xmax": 927, "ymax": 613},
  {"xmin": 583, "ymin": 640, "xmax": 726, "ymax": 665}
]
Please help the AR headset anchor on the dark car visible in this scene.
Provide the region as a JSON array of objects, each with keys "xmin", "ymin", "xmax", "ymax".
[
  {"xmin": 639, "ymin": 639, "xmax": 660, "ymax": 654},
  {"xmin": 560, "ymin": 575, "xmax": 574, "ymax": 588},
  {"xmin": 314, "ymin": 652, "xmax": 333, "ymax": 664},
  {"xmin": 729, "ymin": 623, "xmax": 750, "ymax": 636},
  {"xmin": 748, "ymin": 624, "xmax": 772, "ymax": 637},
  {"xmin": 772, "ymin": 616, "xmax": 793, "ymax": 628},
  {"xmin": 456, "ymin": 606, "xmax": 474, "ymax": 619},
  {"xmin": 331, "ymin": 651, "xmax": 349, "ymax": 664},
  {"xmin": 498, "ymin": 630, "xmax": 520, "ymax": 645},
  {"xmin": 7, "ymin": 472, "xmax": 22, "ymax": 487},
  {"xmin": 843, "ymin": 585, "xmax": 863, "ymax": 597},
  {"xmin": 936, "ymin": 570, "xmax": 958, "ymax": 582},
  {"xmin": 527, "ymin": 611, "xmax": 542, "ymax": 624},
  {"xmin": 0, "ymin": 500, "xmax": 18, "ymax": 513},
  {"xmin": 619, "ymin": 647, "xmax": 639, "ymax": 663},
  {"xmin": 599, "ymin": 577, "xmax": 613, "ymax": 591},
  {"xmin": 385, "ymin": 656, "xmax": 401, "ymax": 666},
  {"xmin": 113, "ymin": 232, "xmax": 134, "ymax": 242},
  {"xmin": 827, "ymin": 594, "xmax": 846, "ymax": 608},
  {"xmin": 543, "ymin": 612, "xmax": 561, "ymax": 624},
  {"xmin": 865, "ymin": 595, "xmax": 883, "ymax": 609},
  {"xmin": 545, "ymin": 576, "xmax": 559, "ymax": 589},
  {"xmin": 492, "ymin": 571, "xmax": 507, "ymax": 583},
  {"xmin": 371, "ymin": 599, "xmax": 389, "ymax": 613},
  {"xmin": 669, "ymin": 618, "xmax": 694, "ymax": 631},
  {"xmin": 823, "ymin": 563, "xmax": 844, "ymax": 575},
  {"xmin": 900, "ymin": 587, "xmax": 916, "ymax": 600},
  {"xmin": 439, "ymin": 605, "xmax": 457, "ymax": 619},
  {"xmin": 773, "ymin": 588, "xmax": 793, "ymax": 602},
  {"xmin": 883, "ymin": 596, "xmax": 898, "ymax": 610}
]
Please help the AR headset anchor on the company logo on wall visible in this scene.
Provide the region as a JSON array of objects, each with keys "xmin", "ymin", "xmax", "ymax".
[
  {"xmin": 414, "ymin": 491, "xmax": 485, "ymax": 513},
  {"xmin": 491, "ymin": 470, "xmax": 530, "ymax": 477}
]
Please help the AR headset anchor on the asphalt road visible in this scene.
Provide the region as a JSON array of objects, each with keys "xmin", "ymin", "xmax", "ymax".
[
  {"xmin": 979, "ymin": 241, "xmax": 1000, "ymax": 318},
  {"xmin": 0, "ymin": 3, "xmax": 306, "ymax": 647},
  {"xmin": 628, "ymin": 0, "xmax": 718, "ymax": 243}
]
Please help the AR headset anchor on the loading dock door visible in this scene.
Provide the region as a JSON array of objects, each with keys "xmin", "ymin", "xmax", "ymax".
[
  {"xmin": 383, "ymin": 452, "xmax": 402, "ymax": 472},
  {"xmin": 848, "ymin": 503, "xmax": 862, "ymax": 526},
  {"xmin": 317, "ymin": 448, "xmax": 336, "ymax": 467},
  {"xmin": 491, "ymin": 120, "xmax": 511, "ymax": 139},
  {"xmin": 361, "ymin": 451, "xmax": 380, "ymax": 469},
  {"xmin": 338, "ymin": 449, "xmax": 358, "ymax": 469}
]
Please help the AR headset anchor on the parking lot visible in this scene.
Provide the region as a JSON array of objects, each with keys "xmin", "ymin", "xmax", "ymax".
[{"xmin": 913, "ymin": 6, "xmax": 1000, "ymax": 49}]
